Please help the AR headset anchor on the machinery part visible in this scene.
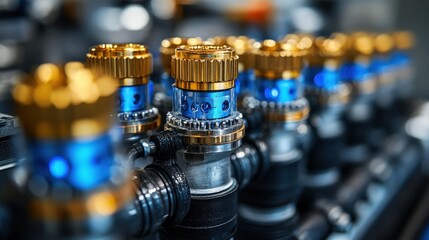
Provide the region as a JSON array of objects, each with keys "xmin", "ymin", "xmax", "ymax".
[
  {"xmin": 87, "ymin": 43, "xmax": 160, "ymax": 144},
  {"xmin": 156, "ymin": 37, "xmax": 204, "ymax": 123},
  {"xmin": 231, "ymin": 138, "xmax": 270, "ymax": 189},
  {"xmin": 206, "ymin": 37, "xmax": 262, "ymax": 134},
  {"xmin": 160, "ymin": 37, "xmax": 204, "ymax": 76},
  {"xmin": 0, "ymin": 114, "xmax": 19, "ymax": 171},
  {"xmin": 128, "ymin": 139, "xmax": 157, "ymax": 162},
  {"xmin": 131, "ymin": 131, "xmax": 190, "ymax": 237},
  {"xmin": 295, "ymin": 211, "xmax": 331, "ymax": 240},
  {"xmin": 160, "ymin": 183, "xmax": 238, "ymax": 240},
  {"xmin": 391, "ymin": 31, "xmax": 415, "ymax": 119},
  {"xmin": 12, "ymin": 63, "xmax": 133, "ymax": 239},
  {"xmin": 237, "ymin": 37, "xmax": 309, "ymax": 239},
  {"xmin": 161, "ymin": 44, "xmax": 243, "ymax": 240},
  {"xmin": 336, "ymin": 32, "xmax": 377, "ymax": 165},
  {"xmin": 371, "ymin": 33, "xmax": 397, "ymax": 140},
  {"xmin": 301, "ymin": 34, "xmax": 350, "ymax": 200},
  {"xmin": 206, "ymin": 36, "xmax": 258, "ymax": 96},
  {"xmin": 314, "ymin": 199, "xmax": 352, "ymax": 233}
]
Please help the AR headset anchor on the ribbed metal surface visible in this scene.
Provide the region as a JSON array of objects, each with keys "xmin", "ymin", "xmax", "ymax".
[
  {"xmin": 160, "ymin": 37, "xmax": 203, "ymax": 73},
  {"xmin": 254, "ymin": 52, "xmax": 304, "ymax": 78},
  {"xmin": 86, "ymin": 44, "xmax": 152, "ymax": 81},
  {"xmin": 86, "ymin": 55, "xmax": 152, "ymax": 79},
  {"xmin": 254, "ymin": 39, "xmax": 306, "ymax": 79},
  {"xmin": 170, "ymin": 45, "xmax": 238, "ymax": 91}
]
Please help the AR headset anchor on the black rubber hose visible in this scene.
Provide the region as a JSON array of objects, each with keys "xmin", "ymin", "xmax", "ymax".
[
  {"xmin": 231, "ymin": 138, "xmax": 270, "ymax": 189},
  {"xmin": 130, "ymin": 131, "xmax": 190, "ymax": 237}
]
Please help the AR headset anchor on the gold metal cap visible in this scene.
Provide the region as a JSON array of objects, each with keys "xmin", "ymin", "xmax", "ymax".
[
  {"xmin": 392, "ymin": 31, "xmax": 415, "ymax": 50},
  {"xmin": 306, "ymin": 36, "xmax": 346, "ymax": 67},
  {"xmin": 254, "ymin": 38, "xmax": 307, "ymax": 79},
  {"xmin": 86, "ymin": 43, "xmax": 152, "ymax": 86},
  {"xmin": 13, "ymin": 62, "xmax": 117, "ymax": 139},
  {"xmin": 171, "ymin": 45, "xmax": 238, "ymax": 91},
  {"xmin": 336, "ymin": 32, "xmax": 374, "ymax": 61},
  {"xmin": 374, "ymin": 33, "xmax": 394, "ymax": 54},
  {"xmin": 207, "ymin": 36, "xmax": 258, "ymax": 70},
  {"xmin": 160, "ymin": 37, "xmax": 203, "ymax": 73}
]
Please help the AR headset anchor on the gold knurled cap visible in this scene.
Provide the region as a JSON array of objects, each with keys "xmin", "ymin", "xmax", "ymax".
[
  {"xmin": 86, "ymin": 43, "xmax": 152, "ymax": 86},
  {"xmin": 392, "ymin": 31, "xmax": 415, "ymax": 50},
  {"xmin": 13, "ymin": 62, "xmax": 117, "ymax": 139},
  {"xmin": 171, "ymin": 45, "xmax": 238, "ymax": 91},
  {"xmin": 374, "ymin": 33, "xmax": 394, "ymax": 54},
  {"xmin": 306, "ymin": 35, "xmax": 346, "ymax": 67},
  {"xmin": 254, "ymin": 38, "xmax": 307, "ymax": 79},
  {"xmin": 283, "ymin": 33, "xmax": 314, "ymax": 50},
  {"xmin": 337, "ymin": 32, "xmax": 374, "ymax": 61},
  {"xmin": 160, "ymin": 37, "xmax": 203, "ymax": 73},
  {"xmin": 207, "ymin": 36, "xmax": 258, "ymax": 70}
]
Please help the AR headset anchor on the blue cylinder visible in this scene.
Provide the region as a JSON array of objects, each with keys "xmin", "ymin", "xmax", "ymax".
[
  {"xmin": 173, "ymin": 87, "xmax": 236, "ymax": 120},
  {"xmin": 304, "ymin": 66, "xmax": 341, "ymax": 92},
  {"xmin": 256, "ymin": 77, "xmax": 302, "ymax": 103},
  {"xmin": 391, "ymin": 51, "xmax": 412, "ymax": 80},
  {"xmin": 118, "ymin": 84, "xmax": 149, "ymax": 112},
  {"xmin": 370, "ymin": 56, "xmax": 393, "ymax": 77},
  {"xmin": 340, "ymin": 62, "xmax": 374, "ymax": 83}
]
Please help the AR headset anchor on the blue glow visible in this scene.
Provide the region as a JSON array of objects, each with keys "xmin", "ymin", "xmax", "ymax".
[
  {"xmin": 149, "ymin": 80, "xmax": 154, "ymax": 104},
  {"xmin": 118, "ymin": 84, "xmax": 148, "ymax": 112},
  {"xmin": 235, "ymin": 78, "xmax": 241, "ymax": 95},
  {"xmin": 271, "ymin": 88, "xmax": 279, "ymax": 97},
  {"xmin": 29, "ymin": 133, "xmax": 114, "ymax": 190},
  {"xmin": 370, "ymin": 55, "xmax": 394, "ymax": 76},
  {"xmin": 304, "ymin": 66, "xmax": 340, "ymax": 92},
  {"xmin": 177, "ymin": 88, "xmax": 234, "ymax": 120},
  {"xmin": 340, "ymin": 62, "xmax": 373, "ymax": 83},
  {"xmin": 420, "ymin": 223, "xmax": 429, "ymax": 240},
  {"xmin": 314, "ymin": 73, "xmax": 324, "ymax": 87},
  {"xmin": 49, "ymin": 156, "xmax": 69, "ymax": 178},
  {"xmin": 257, "ymin": 77, "xmax": 299, "ymax": 103},
  {"xmin": 391, "ymin": 51, "xmax": 410, "ymax": 66},
  {"xmin": 235, "ymin": 69, "xmax": 255, "ymax": 95}
]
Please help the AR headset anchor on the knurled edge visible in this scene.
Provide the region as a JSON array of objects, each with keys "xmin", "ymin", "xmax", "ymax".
[
  {"xmin": 171, "ymin": 57, "xmax": 238, "ymax": 83},
  {"xmin": 86, "ymin": 55, "xmax": 152, "ymax": 79}
]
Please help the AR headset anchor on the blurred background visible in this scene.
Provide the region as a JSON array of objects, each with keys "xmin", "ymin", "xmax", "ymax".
[{"xmin": 0, "ymin": 0, "xmax": 427, "ymax": 115}]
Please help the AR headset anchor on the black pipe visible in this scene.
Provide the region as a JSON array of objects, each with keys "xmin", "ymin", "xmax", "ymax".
[
  {"xmin": 130, "ymin": 131, "xmax": 190, "ymax": 238},
  {"xmin": 231, "ymin": 138, "xmax": 270, "ymax": 189}
]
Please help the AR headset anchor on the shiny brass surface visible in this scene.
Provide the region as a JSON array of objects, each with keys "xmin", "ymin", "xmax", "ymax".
[
  {"xmin": 120, "ymin": 114, "xmax": 161, "ymax": 134},
  {"xmin": 392, "ymin": 31, "xmax": 415, "ymax": 50},
  {"xmin": 165, "ymin": 124, "xmax": 245, "ymax": 145},
  {"xmin": 13, "ymin": 62, "xmax": 116, "ymax": 139},
  {"xmin": 264, "ymin": 106, "xmax": 310, "ymax": 122},
  {"xmin": 254, "ymin": 38, "xmax": 307, "ymax": 79},
  {"xmin": 333, "ymin": 32, "xmax": 374, "ymax": 62},
  {"xmin": 306, "ymin": 35, "xmax": 346, "ymax": 67},
  {"xmin": 206, "ymin": 36, "xmax": 258, "ymax": 71},
  {"xmin": 160, "ymin": 37, "xmax": 203, "ymax": 73},
  {"xmin": 86, "ymin": 43, "xmax": 152, "ymax": 85},
  {"xmin": 374, "ymin": 33, "xmax": 394, "ymax": 54},
  {"xmin": 171, "ymin": 45, "xmax": 238, "ymax": 91}
]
